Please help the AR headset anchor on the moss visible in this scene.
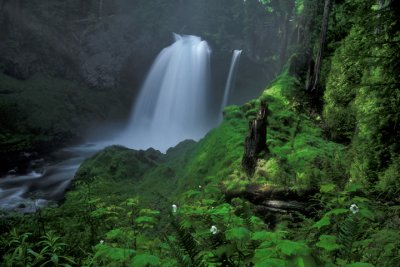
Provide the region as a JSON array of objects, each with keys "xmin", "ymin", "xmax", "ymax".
[
  {"xmin": 223, "ymin": 105, "xmax": 244, "ymax": 120},
  {"xmin": 256, "ymin": 71, "xmax": 346, "ymax": 189},
  {"xmin": 72, "ymin": 70, "xmax": 346, "ymax": 206},
  {"xmin": 75, "ymin": 145, "xmax": 163, "ymax": 182}
]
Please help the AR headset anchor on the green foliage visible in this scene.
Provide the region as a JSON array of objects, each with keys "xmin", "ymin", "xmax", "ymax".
[
  {"xmin": 90, "ymin": 243, "xmax": 135, "ymax": 266},
  {"xmin": 323, "ymin": 0, "xmax": 400, "ymax": 191},
  {"xmin": 2, "ymin": 1, "xmax": 400, "ymax": 267},
  {"xmin": 377, "ymin": 156, "xmax": 400, "ymax": 195},
  {"xmin": 131, "ymin": 254, "xmax": 160, "ymax": 267},
  {"xmin": 316, "ymin": 234, "xmax": 342, "ymax": 252},
  {"xmin": 34, "ymin": 231, "xmax": 75, "ymax": 266},
  {"xmin": 226, "ymin": 227, "xmax": 251, "ymax": 242},
  {"xmin": 345, "ymin": 263, "xmax": 374, "ymax": 267},
  {"xmin": 276, "ymin": 240, "xmax": 310, "ymax": 256},
  {"xmin": 254, "ymin": 71, "xmax": 347, "ymax": 189},
  {"xmin": 3, "ymin": 229, "xmax": 75, "ymax": 267},
  {"xmin": 4, "ymin": 230, "xmax": 35, "ymax": 266}
]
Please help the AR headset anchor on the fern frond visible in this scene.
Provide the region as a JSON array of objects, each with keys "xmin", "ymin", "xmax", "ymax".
[
  {"xmin": 338, "ymin": 214, "xmax": 359, "ymax": 260},
  {"xmin": 164, "ymin": 234, "xmax": 191, "ymax": 267}
]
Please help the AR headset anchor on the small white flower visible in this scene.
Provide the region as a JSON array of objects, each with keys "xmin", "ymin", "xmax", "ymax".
[
  {"xmin": 349, "ymin": 204, "xmax": 359, "ymax": 214},
  {"xmin": 172, "ymin": 204, "xmax": 177, "ymax": 213},
  {"xmin": 100, "ymin": 240, "xmax": 104, "ymax": 244},
  {"xmin": 198, "ymin": 185, "xmax": 202, "ymax": 189},
  {"xmin": 210, "ymin": 225, "xmax": 218, "ymax": 235}
]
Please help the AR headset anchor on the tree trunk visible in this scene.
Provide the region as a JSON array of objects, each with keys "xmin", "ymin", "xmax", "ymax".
[
  {"xmin": 310, "ymin": 0, "xmax": 331, "ymax": 91},
  {"xmin": 242, "ymin": 101, "xmax": 269, "ymax": 176}
]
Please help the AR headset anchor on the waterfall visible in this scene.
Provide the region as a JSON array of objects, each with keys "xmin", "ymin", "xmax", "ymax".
[
  {"xmin": 221, "ymin": 50, "xmax": 242, "ymax": 110},
  {"xmin": 118, "ymin": 34, "xmax": 212, "ymax": 152}
]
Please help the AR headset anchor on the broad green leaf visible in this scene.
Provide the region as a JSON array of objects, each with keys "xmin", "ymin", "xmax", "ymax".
[
  {"xmin": 252, "ymin": 231, "xmax": 273, "ymax": 241},
  {"xmin": 90, "ymin": 208, "xmax": 108, "ymax": 218},
  {"xmin": 183, "ymin": 189, "xmax": 201, "ymax": 199},
  {"xmin": 345, "ymin": 262, "xmax": 374, "ymax": 267},
  {"xmin": 208, "ymin": 204, "xmax": 231, "ymax": 216},
  {"xmin": 51, "ymin": 254, "xmax": 59, "ymax": 264},
  {"xmin": 326, "ymin": 208, "xmax": 348, "ymax": 216},
  {"xmin": 316, "ymin": 235, "xmax": 342, "ymax": 252},
  {"xmin": 106, "ymin": 228, "xmax": 125, "ymax": 240},
  {"xmin": 254, "ymin": 258, "xmax": 286, "ymax": 267},
  {"xmin": 290, "ymin": 255, "xmax": 318, "ymax": 267},
  {"xmin": 214, "ymin": 244, "xmax": 236, "ymax": 257},
  {"xmin": 312, "ymin": 216, "xmax": 330, "ymax": 229},
  {"xmin": 135, "ymin": 216, "xmax": 156, "ymax": 224},
  {"xmin": 226, "ymin": 227, "xmax": 251, "ymax": 241},
  {"xmin": 139, "ymin": 209, "xmax": 160, "ymax": 216},
  {"xmin": 94, "ymin": 244, "xmax": 134, "ymax": 261},
  {"xmin": 320, "ymin": 183, "xmax": 336, "ymax": 193},
  {"xmin": 202, "ymin": 198, "xmax": 217, "ymax": 206},
  {"xmin": 131, "ymin": 254, "xmax": 160, "ymax": 267},
  {"xmin": 359, "ymin": 209, "xmax": 374, "ymax": 220},
  {"xmin": 276, "ymin": 240, "xmax": 310, "ymax": 256},
  {"xmin": 253, "ymin": 248, "xmax": 275, "ymax": 262},
  {"xmin": 346, "ymin": 183, "xmax": 363, "ymax": 192},
  {"xmin": 352, "ymin": 197, "xmax": 369, "ymax": 203},
  {"xmin": 253, "ymin": 230, "xmax": 287, "ymax": 244},
  {"xmin": 126, "ymin": 197, "xmax": 139, "ymax": 206}
]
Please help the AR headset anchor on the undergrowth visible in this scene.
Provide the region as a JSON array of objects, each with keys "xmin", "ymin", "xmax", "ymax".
[{"xmin": 1, "ymin": 72, "xmax": 398, "ymax": 267}]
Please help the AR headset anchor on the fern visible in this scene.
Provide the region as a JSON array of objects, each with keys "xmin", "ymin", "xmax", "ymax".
[
  {"xmin": 164, "ymin": 234, "xmax": 190, "ymax": 267},
  {"xmin": 170, "ymin": 217, "xmax": 205, "ymax": 266},
  {"xmin": 338, "ymin": 214, "xmax": 359, "ymax": 260}
]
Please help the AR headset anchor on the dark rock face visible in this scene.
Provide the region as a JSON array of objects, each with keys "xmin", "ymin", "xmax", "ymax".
[
  {"xmin": 0, "ymin": 1, "xmax": 285, "ymax": 89},
  {"xmin": 242, "ymin": 101, "xmax": 269, "ymax": 176}
]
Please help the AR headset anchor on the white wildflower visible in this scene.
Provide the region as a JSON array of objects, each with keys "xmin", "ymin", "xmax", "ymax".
[
  {"xmin": 349, "ymin": 204, "xmax": 359, "ymax": 214},
  {"xmin": 198, "ymin": 185, "xmax": 202, "ymax": 189},
  {"xmin": 172, "ymin": 204, "xmax": 177, "ymax": 213},
  {"xmin": 100, "ymin": 240, "xmax": 104, "ymax": 244},
  {"xmin": 210, "ymin": 225, "xmax": 218, "ymax": 235}
]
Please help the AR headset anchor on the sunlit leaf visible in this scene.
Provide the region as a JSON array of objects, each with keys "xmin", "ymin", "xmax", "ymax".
[
  {"xmin": 314, "ymin": 216, "xmax": 331, "ymax": 230},
  {"xmin": 131, "ymin": 254, "xmax": 160, "ymax": 267},
  {"xmin": 277, "ymin": 240, "xmax": 310, "ymax": 256},
  {"xmin": 316, "ymin": 235, "xmax": 342, "ymax": 252}
]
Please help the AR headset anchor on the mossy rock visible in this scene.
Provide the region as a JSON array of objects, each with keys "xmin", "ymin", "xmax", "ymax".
[{"xmin": 75, "ymin": 145, "xmax": 164, "ymax": 183}]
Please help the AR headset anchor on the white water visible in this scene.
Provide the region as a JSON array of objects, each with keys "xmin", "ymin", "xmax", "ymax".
[
  {"xmin": 115, "ymin": 34, "xmax": 213, "ymax": 152},
  {"xmin": 0, "ymin": 144, "xmax": 99, "ymax": 212},
  {"xmin": 0, "ymin": 34, "xmax": 244, "ymax": 212},
  {"xmin": 221, "ymin": 50, "xmax": 242, "ymax": 110}
]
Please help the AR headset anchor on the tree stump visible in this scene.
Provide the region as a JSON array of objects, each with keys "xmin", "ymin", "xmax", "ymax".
[{"xmin": 242, "ymin": 101, "xmax": 269, "ymax": 176}]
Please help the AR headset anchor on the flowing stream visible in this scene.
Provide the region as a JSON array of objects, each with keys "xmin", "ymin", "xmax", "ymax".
[
  {"xmin": 0, "ymin": 144, "xmax": 99, "ymax": 212},
  {"xmin": 0, "ymin": 34, "xmax": 242, "ymax": 212}
]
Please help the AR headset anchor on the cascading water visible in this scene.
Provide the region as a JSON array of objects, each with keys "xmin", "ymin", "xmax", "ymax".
[
  {"xmin": 117, "ymin": 34, "xmax": 213, "ymax": 152},
  {"xmin": 221, "ymin": 50, "xmax": 242, "ymax": 110},
  {"xmin": 0, "ymin": 34, "xmax": 243, "ymax": 212}
]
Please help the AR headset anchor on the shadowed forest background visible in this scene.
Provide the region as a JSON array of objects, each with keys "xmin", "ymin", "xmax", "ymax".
[{"xmin": 0, "ymin": 0, "xmax": 399, "ymax": 266}]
